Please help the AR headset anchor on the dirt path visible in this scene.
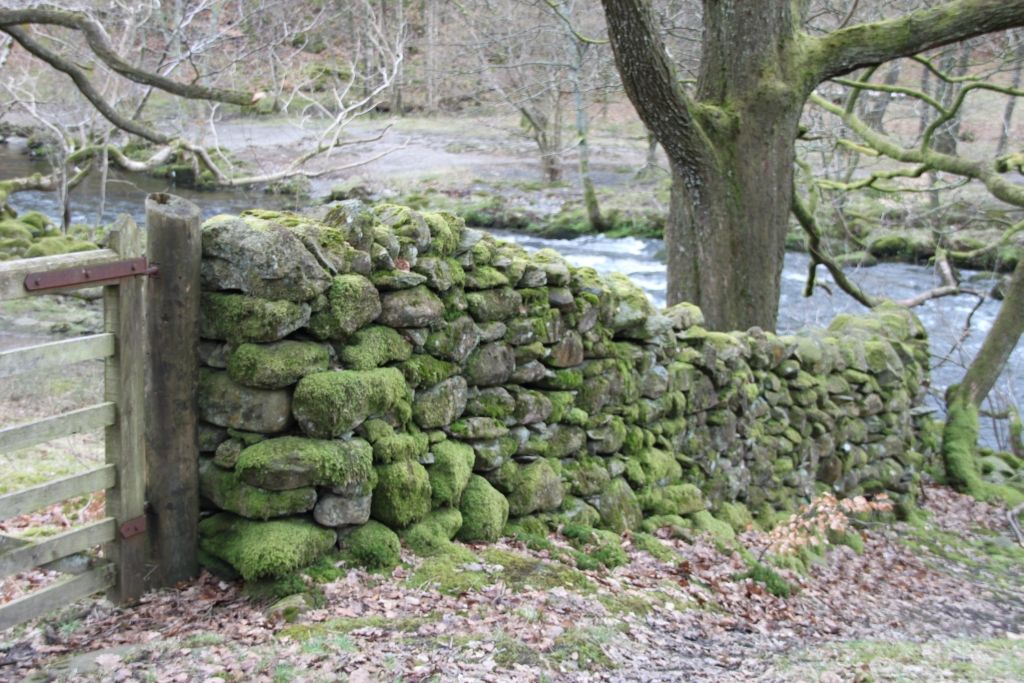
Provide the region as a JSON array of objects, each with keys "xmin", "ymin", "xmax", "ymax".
[{"xmin": 2, "ymin": 486, "xmax": 1021, "ymax": 682}]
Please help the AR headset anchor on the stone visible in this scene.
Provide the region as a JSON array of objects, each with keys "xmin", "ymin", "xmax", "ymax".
[
  {"xmin": 337, "ymin": 325, "xmax": 413, "ymax": 370},
  {"xmin": 429, "ymin": 440, "xmax": 475, "ymax": 506},
  {"xmin": 449, "ymin": 417, "xmax": 508, "ymax": 440},
  {"xmin": 378, "ymin": 286, "xmax": 445, "ymax": 328},
  {"xmin": 235, "ymin": 436, "xmax": 374, "ymax": 491},
  {"xmin": 464, "ymin": 387, "xmax": 516, "ymax": 419},
  {"xmin": 306, "ymin": 274, "xmax": 381, "ymax": 340},
  {"xmin": 314, "ymin": 493, "xmax": 372, "ymax": 527},
  {"xmin": 502, "ymin": 460, "xmax": 564, "ymax": 517},
  {"xmin": 413, "ymin": 376, "xmax": 469, "ymax": 428},
  {"xmin": 198, "ymin": 370, "xmax": 293, "ymax": 433},
  {"xmin": 470, "ymin": 436, "xmax": 518, "ymax": 472},
  {"xmin": 413, "ymin": 256, "xmax": 465, "ymax": 291},
  {"xmin": 292, "ymin": 368, "xmax": 409, "ymax": 437},
  {"xmin": 545, "ymin": 330, "xmax": 584, "ymax": 368},
  {"xmin": 590, "ymin": 477, "xmax": 642, "ymax": 532},
  {"xmin": 213, "ymin": 438, "xmax": 243, "ymax": 468},
  {"xmin": 199, "ymin": 422, "xmax": 229, "ymax": 452},
  {"xmin": 198, "ymin": 341, "xmax": 229, "ymax": 369},
  {"xmin": 227, "ymin": 341, "xmax": 330, "ymax": 389},
  {"xmin": 199, "ymin": 513, "xmax": 336, "ymax": 581},
  {"xmin": 371, "ymin": 460, "xmax": 432, "ymax": 528},
  {"xmin": 477, "ymin": 321, "xmax": 508, "ymax": 343},
  {"xmin": 199, "ymin": 459, "xmax": 316, "ymax": 520},
  {"xmin": 512, "ymin": 390, "xmax": 553, "ymax": 424},
  {"xmin": 463, "ymin": 342, "xmax": 515, "ymax": 387},
  {"xmin": 371, "ymin": 269, "xmax": 428, "ymax": 290},
  {"xmin": 466, "ymin": 288, "xmax": 523, "ymax": 322},
  {"xmin": 201, "ymin": 216, "xmax": 330, "ymax": 301},
  {"xmin": 201, "ymin": 293, "xmax": 310, "ymax": 344},
  {"xmin": 457, "ymin": 475, "xmax": 508, "ymax": 542},
  {"xmin": 510, "ymin": 360, "xmax": 550, "ymax": 384},
  {"xmin": 424, "ymin": 315, "xmax": 480, "ymax": 363}
]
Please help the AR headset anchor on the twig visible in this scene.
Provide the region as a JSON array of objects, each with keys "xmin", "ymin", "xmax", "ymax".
[{"xmin": 1008, "ymin": 503, "xmax": 1024, "ymax": 548}]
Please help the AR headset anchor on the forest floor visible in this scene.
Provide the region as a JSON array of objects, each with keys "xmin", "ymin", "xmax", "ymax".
[{"xmin": 1, "ymin": 484, "xmax": 1022, "ymax": 683}]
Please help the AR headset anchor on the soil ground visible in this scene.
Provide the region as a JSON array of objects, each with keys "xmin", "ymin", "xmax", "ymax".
[{"xmin": 0, "ymin": 485, "xmax": 1021, "ymax": 682}]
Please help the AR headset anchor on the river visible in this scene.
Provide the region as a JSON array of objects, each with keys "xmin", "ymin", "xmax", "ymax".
[{"xmin": 2, "ymin": 142, "xmax": 1020, "ymax": 448}]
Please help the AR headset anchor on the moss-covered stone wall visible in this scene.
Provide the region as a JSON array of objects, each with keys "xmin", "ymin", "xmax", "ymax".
[{"xmin": 196, "ymin": 202, "xmax": 937, "ymax": 580}]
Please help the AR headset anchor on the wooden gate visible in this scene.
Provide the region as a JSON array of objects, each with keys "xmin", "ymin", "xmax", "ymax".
[{"xmin": 0, "ymin": 217, "xmax": 148, "ymax": 631}]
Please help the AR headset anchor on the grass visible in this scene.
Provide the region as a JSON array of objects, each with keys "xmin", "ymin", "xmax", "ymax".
[{"xmin": 777, "ymin": 637, "xmax": 1024, "ymax": 682}]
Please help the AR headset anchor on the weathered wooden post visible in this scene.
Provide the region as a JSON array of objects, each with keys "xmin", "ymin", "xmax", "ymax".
[
  {"xmin": 145, "ymin": 193, "xmax": 201, "ymax": 587},
  {"xmin": 104, "ymin": 216, "xmax": 148, "ymax": 603}
]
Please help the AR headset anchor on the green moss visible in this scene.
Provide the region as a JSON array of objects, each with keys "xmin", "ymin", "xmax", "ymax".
[
  {"xmin": 306, "ymin": 274, "xmax": 381, "ymax": 341},
  {"xmin": 372, "ymin": 431, "xmax": 429, "ymax": 464},
  {"xmin": 344, "ymin": 520, "xmax": 401, "ymax": 569},
  {"xmin": 632, "ymin": 532, "xmax": 680, "ymax": 562},
  {"xmin": 0, "ymin": 220, "xmax": 33, "ymax": 241},
  {"xmin": 457, "ymin": 475, "xmax": 509, "ymax": 542},
  {"xmin": 199, "ymin": 514, "xmax": 337, "ymax": 581},
  {"xmin": 338, "ymin": 325, "xmax": 412, "ymax": 370},
  {"xmin": 227, "ymin": 341, "xmax": 329, "ymax": 389},
  {"xmin": 201, "ymin": 292, "xmax": 309, "ymax": 343},
  {"xmin": 402, "ymin": 508, "xmax": 464, "ymax": 557},
  {"xmin": 690, "ymin": 510, "xmax": 736, "ymax": 543},
  {"xmin": 502, "ymin": 460, "xmax": 565, "ymax": 517},
  {"xmin": 371, "ymin": 460, "xmax": 432, "ymax": 529},
  {"xmin": 547, "ymin": 391, "xmax": 577, "ymax": 422},
  {"xmin": 399, "ymin": 354, "xmax": 458, "ymax": 388},
  {"xmin": 429, "ymin": 440, "xmax": 475, "ymax": 506},
  {"xmin": 293, "ymin": 368, "xmax": 409, "ymax": 437},
  {"xmin": 235, "ymin": 436, "xmax": 374, "ymax": 491},
  {"xmin": 24, "ymin": 235, "xmax": 97, "ymax": 257},
  {"xmin": 637, "ymin": 484, "xmax": 705, "ymax": 516},
  {"xmin": 465, "ymin": 265, "xmax": 510, "ymax": 289},
  {"xmin": 480, "ymin": 548, "xmax": 594, "ymax": 592},
  {"xmin": 18, "ymin": 211, "xmax": 50, "ymax": 233},
  {"xmin": 200, "ymin": 461, "xmax": 316, "ymax": 520},
  {"xmin": 716, "ymin": 501, "xmax": 755, "ymax": 533}
]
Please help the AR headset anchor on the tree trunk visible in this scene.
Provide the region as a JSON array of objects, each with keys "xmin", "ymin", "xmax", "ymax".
[
  {"xmin": 996, "ymin": 30, "xmax": 1023, "ymax": 157},
  {"xmin": 569, "ymin": 48, "xmax": 602, "ymax": 231},
  {"xmin": 664, "ymin": 105, "xmax": 802, "ymax": 330},
  {"xmin": 943, "ymin": 255, "xmax": 1024, "ymax": 497}
]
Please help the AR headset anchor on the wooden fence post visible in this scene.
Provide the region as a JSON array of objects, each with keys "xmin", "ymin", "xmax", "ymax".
[
  {"xmin": 103, "ymin": 216, "xmax": 148, "ymax": 603},
  {"xmin": 145, "ymin": 193, "xmax": 201, "ymax": 588}
]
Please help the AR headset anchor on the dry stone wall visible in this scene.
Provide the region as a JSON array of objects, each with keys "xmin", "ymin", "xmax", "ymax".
[{"xmin": 195, "ymin": 202, "xmax": 937, "ymax": 581}]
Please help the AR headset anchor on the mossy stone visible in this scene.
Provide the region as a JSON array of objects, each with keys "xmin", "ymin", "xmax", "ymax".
[
  {"xmin": 465, "ymin": 387, "xmax": 517, "ymax": 420},
  {"xmin": 690, "ymin": 510, "xmax": 736, "ymax": 542},
  {"xmin": 198, "ymin": 513, "xmax": 337, "ymax": 580},
  {"xmin": 465, "ymin": 288, "xmax": 523, "ymax": 322},
  {"xmin": 371, "ymin": 460, "xmax": 432, "ymax": 528},
  {"xmin": 424, "ymin": 315, "xmax": 480, "ymax": 363},
  {"xmin": 200, "ymin": 216, "xmax": 330, "ymax": 301},
  {"xmin": 399, "ymin": 354, "xmax": 458, "ymax": 389},
  {"xmin": 227, "ymin": 341, "xmax": 330, "ymax": 389},
  {"xmin": 199, "ymin": 459, "xmax": 316, "ymax": 519},
  {"xmin": 402, "ymin": 508, "xmax": 464, "ymax": 557},
  {"xmin": 463, "ymin": 342, "xmax": 515, "ymax": 387},
  {"xmin": 198, "ymin": 369, "xmax": 293, "ymax": 433},
  {"xmin": 591, "ymin": 477, "xmax": 642, "ymax": 533},
  {"xmin": 201, "ymin": 293, "xmax": 310, "ymax": 343},
  {"xmin": 457, "ymin": 475, "xmax": 509, "ymax": 542},
  {"xmin": 637, "ymin": 484, "xmax": 704, "ymax": 516},
  {"xmin": 448, "ymin": 417, "xmax": 508, "ymax": 440},
  {"xmin": 373, "ymin": 431, "xmax": 430, "ymax": 464},
  {"xmin": 235, "ymin": 436, "xmax": 374, "ymax": 491},
  {"xmin": 292, "ymin": 368, "xmax": 409, "ymax": 437},
  {"xmin": 24, "ymin": 235, "xmax": 98, "ymax": 258},
  {"xmin": 338, "ymin": 325, "xmax": 412, "ymax": 370},
  {"xmin": 378, "ymin": 285, "xmax": 445, "ymax": 328},
  {"xmin": 502, "ymin": 460, "xmax": 565, "ymax": 517},
  {"xmin": 413, "ymin": 376, "xmax": 469, "ymax": 429},
  {"xmin": 343, "ymin": 520, "xmax": 401, "ymax": 568},
  {"xmin": 306, "ymin": 274, "xmax": 381, "ymax": 340},
  {"xmin": 429, "ymin": 440, "xmax": 475, "ymax": 506}
]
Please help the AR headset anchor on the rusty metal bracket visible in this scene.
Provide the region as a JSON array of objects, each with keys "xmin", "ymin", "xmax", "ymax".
[
  {"xmin": 24, "ymin": 257, "xmax": 155, "ymax": 292},
  {"xmin": 119, "ymin": 516, "xmax": 147, "ymax": 540}
]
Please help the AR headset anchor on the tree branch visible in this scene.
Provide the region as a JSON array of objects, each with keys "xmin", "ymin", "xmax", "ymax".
[
  {"xmin": 808, "ymin": 0, "xmax": 1024, "ymax": 83},
  {"xmin": 598, "ymin": 0, "xmax": 715, "ymax": 175},
  {"xmin": 0, "ymin": 7, "xmax": 253, "ymax": 106}
]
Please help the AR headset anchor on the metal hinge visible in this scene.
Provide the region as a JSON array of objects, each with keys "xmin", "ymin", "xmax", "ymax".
[{"xmin": 24, "ymin": 257, "xmax": 158, "ymax": 292}]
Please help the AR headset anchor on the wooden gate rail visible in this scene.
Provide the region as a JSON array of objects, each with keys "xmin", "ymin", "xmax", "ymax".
[{"xmin": 0, "ymin": 215, "xmax": 147, "ymax": 632}]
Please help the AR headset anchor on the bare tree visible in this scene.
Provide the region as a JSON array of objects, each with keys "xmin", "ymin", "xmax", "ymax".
[{"xmin": 0, "ymin": 2, "xmax": 405, "ymax": 219}]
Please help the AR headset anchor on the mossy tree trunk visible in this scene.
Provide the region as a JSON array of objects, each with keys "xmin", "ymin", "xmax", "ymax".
[
  {"xmin": 943, "ymin": 256, "xmax": 1024, "ymax": 495},
  {"xmin": 600, "ymin": 0, "xmax": 1024, "ymax": 331}
]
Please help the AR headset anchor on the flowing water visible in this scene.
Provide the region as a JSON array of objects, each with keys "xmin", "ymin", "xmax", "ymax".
[{"xmin": 3, "ymin": 143, "xmax": 1020, "ymax": 448}]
